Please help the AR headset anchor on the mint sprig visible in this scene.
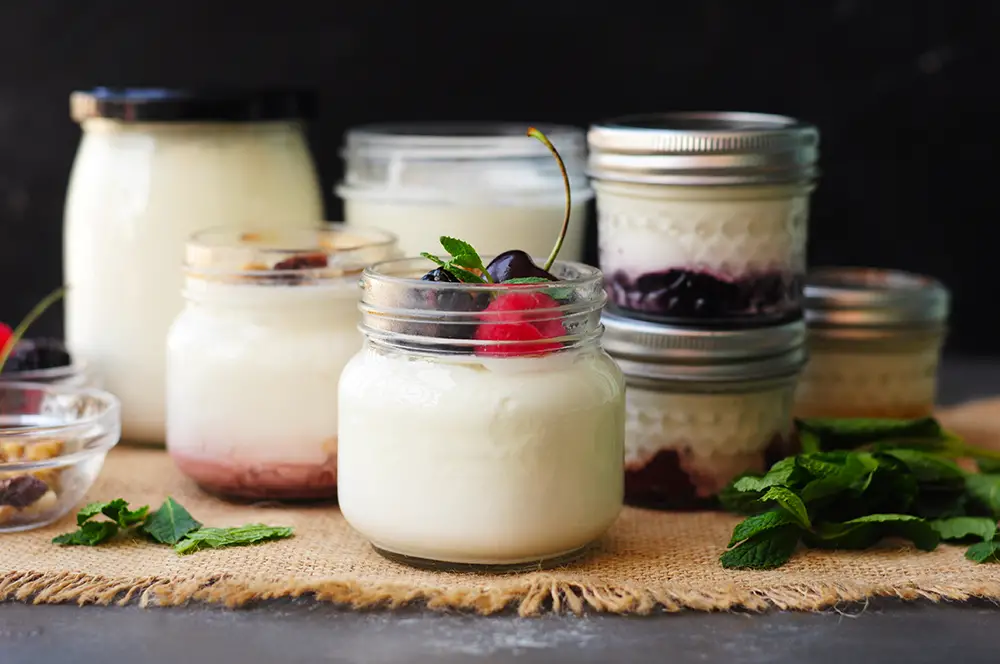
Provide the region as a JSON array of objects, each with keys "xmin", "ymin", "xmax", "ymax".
[
  {"xmin": 719, "ymin": 417, "xmax": 1000, "ymax": 569},
  {"xmin": 53, "ymin": 496, "xmax": 292, "ymax": 555},
  {"xmin": 421, "ymin": 236, "xmax": 492, "ymax": 284}
]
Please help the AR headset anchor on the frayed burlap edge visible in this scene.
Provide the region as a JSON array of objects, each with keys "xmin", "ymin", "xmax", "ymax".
[{"xmin": 4, "ymin": 571, "xmax": 1000, "ymax": 616}]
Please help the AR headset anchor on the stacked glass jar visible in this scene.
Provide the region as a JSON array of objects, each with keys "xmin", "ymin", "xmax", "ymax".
[{"xmin": 588, "ymin": 112, "xmax": 819, "ymax": 509}]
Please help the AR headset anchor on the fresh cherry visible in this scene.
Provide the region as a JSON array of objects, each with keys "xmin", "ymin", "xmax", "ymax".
[
  {"xmin": 485, "ymin": 250, "xmax": 557, "ymax": 283},
  {"xmin": 0, "ymin": 324, "xmax": 13, "ymax": 357},
  {"xmin": 475, "ymin": 290, "xmax": 566, "ymax": 356}
]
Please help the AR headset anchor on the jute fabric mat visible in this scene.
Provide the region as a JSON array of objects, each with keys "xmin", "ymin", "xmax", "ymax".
[{"xmin": 3, "ymin": 398, "xmax": 1000, "ymax": 616}]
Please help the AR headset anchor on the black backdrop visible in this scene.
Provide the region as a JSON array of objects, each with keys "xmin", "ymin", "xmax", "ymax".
[{"xmin": 1, "ymin": 1, "xmax": 997, "ymax": 352}]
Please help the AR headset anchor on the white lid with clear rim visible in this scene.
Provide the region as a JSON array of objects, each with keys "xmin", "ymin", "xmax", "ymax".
[
  {"xmin": 337, "ymin": 122, "xmax": 594, "ymax": 205},
  {"xmin": 587, "ymin": 111, "xmax": 819, "ymax": 186},
  {"xmin": 601, "ymin": 310, "xmax": 807, "ymax": 382}
]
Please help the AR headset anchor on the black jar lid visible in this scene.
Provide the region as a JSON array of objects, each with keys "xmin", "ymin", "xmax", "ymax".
[{"xmin": 70, "ymin": 88, "xmax": 318, "ymax": 123}]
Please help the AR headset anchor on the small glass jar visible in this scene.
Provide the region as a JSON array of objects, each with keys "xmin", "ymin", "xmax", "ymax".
[
  {"xmin": 337, "ymin": 123, "xmax": 594, "ymax": 260},
  {"xmin": 338, "ymin": 258, "xmax": 624, "ymax": 571},
  {"xmin": 588, "ymin": 112, "xmax": 819, "ymax": 325},
  {"xmin": 795, "ymin": 267, "xmax": 949, "ymax": 419},
  {"xmin": 165, "ymin": 226, "xmax": 399, "ymax": 501},
  {"xmin": 65, "ymin": 88, "xmax": 324, "ymax": 447},
  {"xmin": 601, "ymin": 311, "xmax": 807, "ymax": 509}
]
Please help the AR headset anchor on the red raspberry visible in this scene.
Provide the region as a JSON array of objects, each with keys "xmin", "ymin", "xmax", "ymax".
[
  {"xmin": 475, "ymin": 290, "xmax": 567, "ymax": 357},
  {"xmin": 0, "ymin": 323, "xmax": 13, "ymax": 356}
]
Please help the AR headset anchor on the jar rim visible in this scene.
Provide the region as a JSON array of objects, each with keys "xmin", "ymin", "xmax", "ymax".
[
  {"xmin": 358, "ymin": 258, "xmax": 607, "ymax": 355},
  {"xmin": 0, "ymin": 381, "xmax": 120, "ymax": 441},
  {"xmin": 183, "ymin": 223, "xmax": 399, "ymax": 282},
  {"xmin": 343, "ymin": 122, "xmax": 587, "ymax": 156},
  {"xmin": 805, "ymin": 266, "xmax": 950, "ymax": 327}
]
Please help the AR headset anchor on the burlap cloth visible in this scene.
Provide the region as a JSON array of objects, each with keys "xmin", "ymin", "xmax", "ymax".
[{"xmin": 2, "ymin": 397, "xmax": 1000, "ymax": 616}]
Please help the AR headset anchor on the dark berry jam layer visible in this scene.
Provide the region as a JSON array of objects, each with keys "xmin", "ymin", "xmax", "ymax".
[
  {"xmin": 171, "ymin": 451, "xmax": 338, "ymax": 503},
  {"xmin": 608, "ymin": 269, "xmax": 803, "ymax": 323},
  {"xmin": 625, "ymin": 434, "xmax": 795, "ymax": 510}
]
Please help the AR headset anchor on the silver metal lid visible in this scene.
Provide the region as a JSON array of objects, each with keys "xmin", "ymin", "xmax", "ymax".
[
  {"xmin": 601, "ymin": 310, "xmax": 807, "ymax": 382},
  {"xmin": 804, "ymin": 267, "xmax": 950, "ymax": 328},
  {"xmin": 587, "ymin": 112, "xmax": 819, "ymax": 186}
]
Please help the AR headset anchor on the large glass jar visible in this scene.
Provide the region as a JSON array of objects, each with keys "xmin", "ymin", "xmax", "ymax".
[
  {"xmin": 337, "ymin": 123, "xmax": 593, "ymax": 260},
  {"xmin": 64, "ymin": 88, "xmax": 324, "ymax": 447},
  {"xmin": 601, "ymin": 312, "xmax": 807, "ymax": 509},
  {"xmin": 338, "ymin": 258, "xmax": 624, "ymax": 571},
  {"xmin": 166, "ymin": 226, "xmax": 398, "ymax": 501},
  {"xmin": 588, "ymin": 112, "xmax": 819, "ymax": 325},
  {"xmin": 795, "ymin": 267, "xmax": 949, "ymax": 419}
]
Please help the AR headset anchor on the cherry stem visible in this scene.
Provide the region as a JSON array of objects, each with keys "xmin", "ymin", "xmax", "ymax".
[
  {"xmin": 0, "ymin": 285, "xmax": 67, "ymax": 375},
  {"xmin": 527, "ymin": 127, "xmax": 571, "ymax": 272}
]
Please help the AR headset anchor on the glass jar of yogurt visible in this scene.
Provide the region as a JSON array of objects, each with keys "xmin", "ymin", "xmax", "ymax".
[
  {"xmin": 795, "ymin": 267, "xmax": 949, "ymax": 419},
  {"xmin": 588, "ymin": 112, "xmax": 819, "ymax": 325},
  {"xmin": 166, "ymin": 226, "xmax": 399, "ymax": 501},
  {"xmin": 337, "ymin": 123, "xmax": 593, "ymax": 261},
  {"xmin": 338, "ymin": 258, "xmax": 624, "ymax": 570},
  {"xmin": 64, "ymin": 88, "xmax": 324, "ymax": 447},
  {"xmin": 601, "ymin": 311, "xmax": 807, "ymax": 509}
]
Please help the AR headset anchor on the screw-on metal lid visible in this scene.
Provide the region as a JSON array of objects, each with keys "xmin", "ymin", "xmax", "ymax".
[
  {"xmin": 70, "ymin": 88, "xmax": 318, "ymax": 123},
  {"xmin": 804, "ymin": 267, "xmax": 950, "ymax": 328},
  {"xmin": 587, "ymin": 111, "xmax": 819, "ymax": 186},
  {"xmin": 601, "ymin": 310, "xmax": 807, "ymax": 382}
]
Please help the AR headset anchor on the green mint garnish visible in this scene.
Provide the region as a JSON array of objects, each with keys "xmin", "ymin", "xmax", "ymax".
[
  {"xmin": 718, "ymin": 416, "xmax": 1000, "ymax": 569},
  {"xmin": 174, "ymin": 524, "xmax": 294, "ymax": 555},
  {"xmin": 140, "ymin": 497, "xmax": 201, "ymax": 545},
  {"xmin": 53, "ymin": 496, "xmax": 290, "ymax": 555},
  {"xmin": 52, "ymin": 521, "xmax": 120, "ymax": 547},
  {"xmin": 421, "ymin": 237, "xmax": 492, "ymax": 284}
]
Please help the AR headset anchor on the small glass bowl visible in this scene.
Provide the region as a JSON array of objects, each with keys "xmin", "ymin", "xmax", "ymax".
[{"xmin": 0, "ymin": 381, "xmax": 121, "ymax": 532}]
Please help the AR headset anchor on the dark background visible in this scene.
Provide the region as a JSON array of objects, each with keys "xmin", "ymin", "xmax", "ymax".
[{"xmin": 0, "ymin": 1, "xmax": 997, "ymax": 352}]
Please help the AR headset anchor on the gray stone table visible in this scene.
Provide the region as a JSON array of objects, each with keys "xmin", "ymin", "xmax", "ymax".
[{"xmin": 1, "ymin": 355, "xmax": 999, "ymax": 664}]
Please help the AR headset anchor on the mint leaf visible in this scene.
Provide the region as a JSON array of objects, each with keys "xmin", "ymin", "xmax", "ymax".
[
  {"xmin": 728, "ymin": 509, "xmax": 799, "ymax": 547},
  {"xmin": 174, "ymin": 524, "xmax": 293, "ymax": 555},
  {"xmin": 76, "ymin": 498, "xmax": 148, "ymax": 528},
  {"xmin": 449, "ymin": 253, "xmax": 487, "ymax": 271},
  {"xmin": 760, "ymin": 487, "xmax": 811, "ymax": 528},
  {"xmin": 141, "ymin": 497, "xmax": 201, "ymax": 545},
  {"xmin": 930, "ymin": 516, "xmax": 997, "ymax": 542},
  {"xmin": 446, "ymin": 266, "xmax": 487, "ymax": 283},
  {"xmin": 965, "ymin": 474, "xmax": 1000, "ymax": 518},
  {"xmin": 799, "ymin": 453, "xmax": 878, "ymax": 504},
  {"xmin": 966, "ymin": 540, "xmax": 1000, "ymax": 563},
  {"xmin": 799, "ymin": 428, "xmax": 822, "ymax": 454},
  {"xmin": 811, "ymin": 514, "xmax": 939, "ymax": 551},
  {"xmin": 720, "ymin": 524, "xmax": 801, "ymax": 570},
  {"xmin": 976, "ymin": 458, "xmax": 1000, "ymax": 474},
  {"xmin": 796, "ymin": 417, "xmax": 945, "ymax": 451},
  {"xmin": 732, "ymin": 457, "xmax": 799, "ymax": 492},
  {"xmin": 439, "ymin": 236, "xmax": 480, "ymax": 263},
  {"xmin": 502, "ymin": 277, "xmax": 551, "ymax": 285},
  {"xmin": 52, "ymin": 521, "xmax": 119, "ymax": 546},
  {"xmin": 878, "ymin": 449, "xmax": 965, "ymax": 484},
  {"xmin": 420, "ymin": 252, "xmax": 446, "ymax": 267}
]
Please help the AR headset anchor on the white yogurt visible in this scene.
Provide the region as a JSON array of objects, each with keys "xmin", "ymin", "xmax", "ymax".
[
  {"xmin": 337, "ymin": 346, "xmax": 624, "ymax": 565},
  {"xmin": 344, "ymin": 199, "xmax": 588, "ymax": 261},
  {"xmin": 338, "ymin": 122, "xmax": 593, "ymax": 263},
  {"xmin": 65, "ymin": 116, "xmax": 323, "ymax": 445},
  {"xmin": 166, "ymin": 227, "xmax": 398, "ymax": 500}
]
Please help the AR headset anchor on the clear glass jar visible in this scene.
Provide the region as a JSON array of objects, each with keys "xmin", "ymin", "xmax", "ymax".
[
  {"xmin": 166, "ymin": 226, "xmax": 399, "ymax": 501},
  {"xmin": 795, "ymin": 267, "xmax": 949, "ymax": 419},
  {"xmin": 588, "ymin": 112, "xmax": 819, "ymax": 325},
  {"xmin": 338, "ymin": 258, "xmax": 624, "ymax": 570},
  {"xmin": 337, "ymin": 123, "xmax": 593, "ymax": 260},
  {"xmin": 601, "ymin": 312, "xmax": 807, "ymax": 509},
  {"xmin": 64, "ymin": 88, "xmax": 324, "ymax": 447},
  {"xmin": 0, "ymin": 361, "xmax": 96, "ymax": 389}
]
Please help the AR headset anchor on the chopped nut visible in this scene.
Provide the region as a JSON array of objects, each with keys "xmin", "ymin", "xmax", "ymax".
[
  {"xmin": 0, "ymin": 505, "xmax": 15, "ymax": 524},
  {"xmin": 274, "ymin": 253, "xmax": 329, "ymax": 271},
  {"xmin": 25, "ymin": 440, "xmax": 63, "ymax": 461},
  {"xmin": 19, "ymin": 489, "xmax": 58, "ymax": 517},
  {"xmin": 1, "ymin": 442, "xmax": 24, "ymax": 461},
  {"xmin": 241, "ymin": 261, "xmax": 270, "ymax": 272},
  {"xmin": 29, "ymin": 468, "xmax": 61, "ymax": 491}
]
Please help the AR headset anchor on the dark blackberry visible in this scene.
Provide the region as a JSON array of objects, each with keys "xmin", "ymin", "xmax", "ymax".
[{"xmin": 2, "ymin": 338, "xmax": 72, "ymax": 373}]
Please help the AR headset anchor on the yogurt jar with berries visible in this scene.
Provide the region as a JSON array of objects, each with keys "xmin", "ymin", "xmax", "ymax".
[
  {"xmin": 588, "ymin": 112, "xmax": 819, "ymax": 325},
  {"xmin": 338, "ymin": 256, "xmax": 624, "ymax": 569},
  {"xmin": 165, "ymin": 225, "xmax": 399, "ymax": 501},
  {"xmin": 602, "ymin": 311, "xmax": 807, "ymax": 509}
]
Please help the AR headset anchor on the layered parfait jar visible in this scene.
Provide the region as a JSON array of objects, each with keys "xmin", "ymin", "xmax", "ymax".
[
  {"xmin": 165, "ymin": 226, "xmax": 399, "ymax": 501},
  {"xmin": 588, "ymin": 112, "xmax": 819, "ymax": 325},
  {"xmin": 337, "ymin": 258, "xmax": 625, "ymax": 570},
  {"xmin": 601, "ymin": 312, "xmax": 807, "ymax": 509},
  {"xmin": 795, "ymin": 267, "xmax": 949, "ymax": 419}
]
